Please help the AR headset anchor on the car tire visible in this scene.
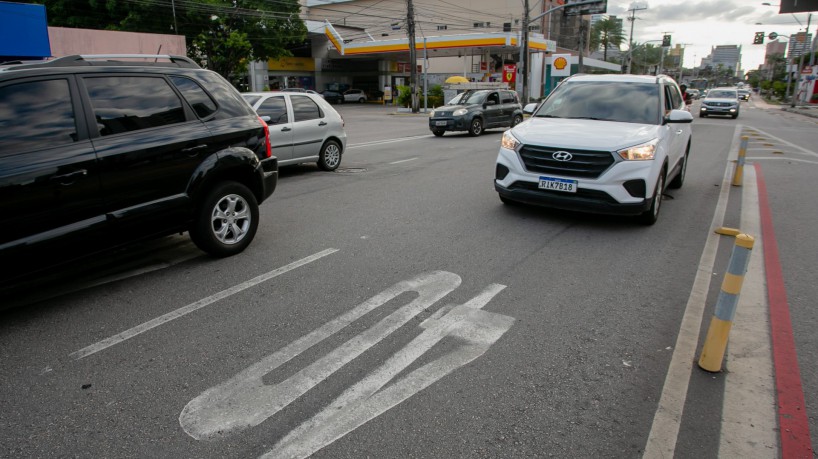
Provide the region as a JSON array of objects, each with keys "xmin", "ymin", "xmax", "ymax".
[
  {"xmin": 638, "ymin": 171, "xmax": 665, "ymax": 226},
  {"xmin": 732, "ymin": 114, "xmax": 738, "ymax": 119},
  {"xmin": 190, "ymin": 181, "xmax": 259, "ymax": 257},
  {"xmin": 358, "ymin": 98, "xmax": 365, "ymax": 104},
  {"xmin": 317, "ymin": 140, "xmax": 342, "ymax": 171},
  {"xmin": 699, "ymin": 113, "xmax": 706, "ymax": 118},
  {"xmin": 668, "ymin": 145, "xmax": 689, "ymax": 189},
  {"xmin": 511, "ymin": 114, "xmax": 523, "ymax": 127},
  {"xmin": 432, "ymin": 129, "xmax": 445, "ymax": 137},
  {"xmin": 468, "ymin": 118, "xmax": 483, "ymax": 136}
]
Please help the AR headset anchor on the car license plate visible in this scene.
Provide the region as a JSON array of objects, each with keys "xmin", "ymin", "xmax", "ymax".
[
  {"xmin": 538, "ymin": 176, "xmax": 577, "ymax": 193},
  {"xmin": 435, "ymin": 121, "xmax": 447, "ymax": 126}
]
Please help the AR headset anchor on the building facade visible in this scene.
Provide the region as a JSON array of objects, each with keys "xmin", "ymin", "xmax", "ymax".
[{"xmin": 246, "ymin": 0, "xmax": 619, "ymax": 102}]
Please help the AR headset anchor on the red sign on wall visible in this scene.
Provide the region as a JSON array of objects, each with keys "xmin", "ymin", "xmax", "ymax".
[{"xmin": 503, "ymin": 64, "xmax": 517, "ymax": 83}]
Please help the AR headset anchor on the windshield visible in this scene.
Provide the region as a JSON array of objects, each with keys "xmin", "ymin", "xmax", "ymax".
[
  {"xmin": 242, "ymin": 95, "xmax": 261, "ymax": 106},
  {"xmin": 708, "ymin": 90, "xmax": 737, "ymax": 98},
  {"xmin": 532, "ymin": 81, "xmax": 661, "ymax": 124},
  {"xmin": 447, "ymin": 92, "xmax": 465, "ymax": 105}
]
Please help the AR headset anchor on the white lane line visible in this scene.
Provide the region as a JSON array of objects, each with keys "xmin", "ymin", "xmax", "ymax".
[
  {"xmin": 389, "ymin": 157, "xmax": 418, "ymax": 165},
  {"xmin": 643, "ymin": 125, "xmax": 740, "ymax": 457},
  {"xmin": 69, "ymin": 248, "xmax": 339, "ymax": 360},
  {"xmin": 745, "ymin": 126, "xmax": 818, "ymax": 157},
  {"xmin": 718, "ymin": 166, "xmax": 779, "ymax": 456},
  {"xmin": 346, "ymin": 135, "xmax": 431, "ymax": 150}
]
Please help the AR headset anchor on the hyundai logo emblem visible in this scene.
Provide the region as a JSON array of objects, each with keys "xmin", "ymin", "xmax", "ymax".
[{"xmin": 552, "ymin": 151, "xmax": 573, "ymax": 161}]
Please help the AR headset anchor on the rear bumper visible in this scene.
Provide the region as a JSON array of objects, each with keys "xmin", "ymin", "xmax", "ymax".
[{"xmin": 259, "ymin": 157, "xmax": 278, "ymax": 202}]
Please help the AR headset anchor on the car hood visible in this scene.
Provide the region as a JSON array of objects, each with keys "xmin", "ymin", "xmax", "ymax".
[
  {"xmin": 434, "ymin": 103, "xmax": 480, "ymax": 112},
  {"xmin": 703, "ymin": 97, "xmax": 738, "ymax": 104},
  {"xmin": 512, "ymin": 118, "xmax": 660, "ymax": 151}
]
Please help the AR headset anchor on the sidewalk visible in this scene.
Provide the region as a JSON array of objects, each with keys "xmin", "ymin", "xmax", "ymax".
[{"xmin": 753, "ymin": 97, "xmax": 818, "ymax": 119}]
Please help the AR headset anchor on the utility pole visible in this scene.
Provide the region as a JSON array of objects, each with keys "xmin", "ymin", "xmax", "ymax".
[
  {"xmin": 407, "ymin": 0, "xmax": 418, "ymax": 113},
  {"xmin": 625, "ymin": 3, "xmax": 647, "ymax": 74},
  {"xmin": 578, "ymin": 18, "xmax": 586, "ymax": 73},
  {"xmin": 521, "ymin": 0, "xmax": 530, "ymax": 104}
]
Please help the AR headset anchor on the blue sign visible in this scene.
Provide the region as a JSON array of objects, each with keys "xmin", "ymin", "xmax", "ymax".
[{"xmin": 0, "ymin": 2, "xmax": 51, "ymax": 59}]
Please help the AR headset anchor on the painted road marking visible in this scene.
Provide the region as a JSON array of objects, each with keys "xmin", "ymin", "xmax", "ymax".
[
  {"xmin": 643, "ymin": 124, "xmax": 739, "ymax": 457},
  {"xmin": 755, "ymin": 163, "xmax": 814, "ymax": 457},
  {"xmin": 746, "ymin": 126, "xmax": 818, "ymax": 158},
  {"xmin": 180, "ymin": 272, "xmax": 513, "ymax": 459},
  {"xmin": 747, "ymin": 156, "xmax": 818, "ymax": 166},
  {"xmin": 69, "ymin": 248, "xmax": 339, "ymax": 360},
  {"xmin": 389, "ymin": 157, "xmax": 418, "ymax": 165},
  {"xmin": 718, "ymin": 165, "xmax": 778, "ymax": 456},
  {"xmin": 346, "ymin": 135, "xmax": 430, "ymax": 150}
]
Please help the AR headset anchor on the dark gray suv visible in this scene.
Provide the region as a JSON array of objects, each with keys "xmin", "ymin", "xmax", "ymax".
[
  {"xmin": 429, "ymin": 89, "xmax": 523, "ymax": 136},
  {"xmin": 0, "ymin": 54, "xmax": 278, "ymax": 287}
]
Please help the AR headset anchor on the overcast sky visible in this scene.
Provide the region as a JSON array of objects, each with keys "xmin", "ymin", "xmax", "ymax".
[{"xmin": 603, "ymin": 0, "xmax": 815, "ymax": 72}]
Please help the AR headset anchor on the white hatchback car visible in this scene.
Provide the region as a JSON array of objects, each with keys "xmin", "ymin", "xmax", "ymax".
[
  {"xmin": 242, "ymin": 92, "xmax": 347, "ymax": 171},
  {"xmin": 495, "ymin": 74, "xmax": 693, "ymax": 224}
]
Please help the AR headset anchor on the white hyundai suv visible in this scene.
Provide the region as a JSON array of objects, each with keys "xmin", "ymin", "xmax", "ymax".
[{"xmin": 495, "ymin": 74, "xmax": 693, "ymax": 225}]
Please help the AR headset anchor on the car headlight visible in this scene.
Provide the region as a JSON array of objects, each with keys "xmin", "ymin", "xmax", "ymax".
[
  {"xmin": 429, "ymin": 110, "xmax": 436, "ymax": 117},
  {"xmin": 453, "ymin": 108, "xmax": 468, "ymax": 116},
  {"xmin": 501, "ymin": 130, "xmax": 521, "ymax": 150},
  {"xmin": 618, "ymin": 139, "xmax": 658, "ymax": 161}
]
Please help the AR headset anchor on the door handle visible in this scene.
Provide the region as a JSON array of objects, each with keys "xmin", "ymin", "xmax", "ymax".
[
  {"xmin": 675, "ymin": 129, "xmax": 684, "ymax": 135},
  {"xmin": 318, "ymin": 121, "xmax": 327, "ymax": 126},
  {"xmin": 181, "ymin": 144, "xmax": 208, "ymax": 155},
  {"xmin": 281, "ymin": 127, "xmax": 292, "ymax": 132},
  {"xmin": 51, "ymin": 169, "xmax": 87, "ymax": 185}
]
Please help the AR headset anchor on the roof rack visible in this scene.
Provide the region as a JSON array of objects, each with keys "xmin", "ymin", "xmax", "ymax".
[{"xmin": 1, "ymin": 54, "xmax": 201, "ymax": 70}]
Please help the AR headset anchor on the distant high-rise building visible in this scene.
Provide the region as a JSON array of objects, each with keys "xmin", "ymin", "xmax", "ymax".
[
  {"xmin": 762, "ymin": 40, "xmax": 787, "ymax": 71},
  {"xmin": 787, "ymin": 32, "xmax": 814, "ymax": 59},
  {"xmin": 710, "ymin": 45, "xmax": 742, "ymax": 76}
]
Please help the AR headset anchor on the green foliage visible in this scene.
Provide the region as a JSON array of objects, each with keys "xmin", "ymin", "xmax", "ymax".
[
  {"xmin": 397, "ymin": 85, "xmax": 412, "ymax": 107},
  {"xmin": 425, "ymin": 84, "xmax": 444, "ymax": 107},
  {"xmin": 28, "ymin": 0, "xmax": 306, "ymax": 82},
  {"xmin": 590, "ymin": 18, "xmax": 624, "ymax": 61}
]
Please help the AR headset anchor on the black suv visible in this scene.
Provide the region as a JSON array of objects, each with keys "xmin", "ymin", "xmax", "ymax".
[
  {"xmin": 429, "ymin": 89, "xmax": 523, "ymax": 136},
  {"xmin": 0, "ymin": 54, "xmax": 278, "ymax": 284}
]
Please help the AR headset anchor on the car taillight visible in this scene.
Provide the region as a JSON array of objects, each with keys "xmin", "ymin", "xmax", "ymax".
[{"xmin": 257, "ymin": 116, "xmax": 272, "ymax": 159}]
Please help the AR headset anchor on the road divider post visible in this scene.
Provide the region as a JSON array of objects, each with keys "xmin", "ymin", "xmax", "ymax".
[
  {"xmin": 698, "ymin": 233, "xmax": 755, "ymax": 372},
  {"xmin": 732, "ymin": 136, "xmax": 748, "ymax": 186}
]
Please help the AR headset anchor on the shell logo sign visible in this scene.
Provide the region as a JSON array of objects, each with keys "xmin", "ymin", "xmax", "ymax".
[{"xmin": 551, "ymin": 54, "xmax": 571, "ymax": 77}]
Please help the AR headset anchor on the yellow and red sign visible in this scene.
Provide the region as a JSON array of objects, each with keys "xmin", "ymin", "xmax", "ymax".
[
  {"xmin": 503, "ymin": 64, "xmax": 517, "ymax": 83},
  {"xmin": 551, "ymin": 54, "xmax": 571, "ymax": 77}
]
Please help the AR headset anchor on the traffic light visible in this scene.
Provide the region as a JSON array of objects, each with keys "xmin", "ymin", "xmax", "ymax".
[
  {"xmin": 754, "ymin": 31, "xmax": 765, "ymax": 44},
  {"xmin": 662, "ymin": 34, "xmax": 671, "ymax": 47}
]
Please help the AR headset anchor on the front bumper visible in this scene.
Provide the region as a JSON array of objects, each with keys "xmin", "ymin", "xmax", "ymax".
[
  {"xmin": 495, "ymin": 182, "xmax": 650, "ymax": 215},
  {"xmin": 494, "ymin": 146, "xmax": 658, "ymax": 216},
  {"xmin": 700, "ymin": 105, "xmax": 738, "ymax": 116},
  {"xmin": 429, "ymin": 116, "xmax": 469, "ymax": 132}
]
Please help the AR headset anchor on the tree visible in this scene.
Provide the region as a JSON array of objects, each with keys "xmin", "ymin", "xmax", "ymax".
[
  {"xmin": 589, "ymin": 18, "xmax": 624, "ymax": 61},
  {"xmin": 26, "ymin": 0, "xmax": 306, "ymax": 82}
]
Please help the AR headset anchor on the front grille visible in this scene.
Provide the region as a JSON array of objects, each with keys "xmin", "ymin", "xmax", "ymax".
[
  {"xmin": 508, "ymin": 181, "xmax": 618, "ymax": 203},
  {"xmin": 518, "ymin": 145, "xmax": 615, "ymax": 179},
  {"xmin": 705, "ymin": 102, "xmax": 734, "ymax": 107}
]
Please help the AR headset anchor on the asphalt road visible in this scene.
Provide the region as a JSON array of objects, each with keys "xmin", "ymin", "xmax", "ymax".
[{"xmin": 1, "ymin": 99, "xmax": 816, "ymax": 458}]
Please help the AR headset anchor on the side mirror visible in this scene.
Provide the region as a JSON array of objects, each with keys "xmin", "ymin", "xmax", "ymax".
[
  {"xmin": 523, "ymin": 103, "xmax": 538, "ymax": 115},
  {"xmin": 665, "ymin": 109, "xmax": 693, "ymax": 124},
  {"xmin": 260, "ymin": 115, "xmax": 271, "ymax": 123}
]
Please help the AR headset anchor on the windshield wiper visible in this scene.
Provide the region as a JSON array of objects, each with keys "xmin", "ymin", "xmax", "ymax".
[{"xmin": 535, "ymin": 114, "xmax": 562, "ymax": 118}]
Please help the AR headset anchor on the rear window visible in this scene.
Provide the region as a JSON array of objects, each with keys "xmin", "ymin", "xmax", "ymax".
[
  {"xmin": 171, "ymin": 76, "xmax": 217, "ymax": 119},
  {"xmin": 534, "ymin": 81, "xmax": 661, "ymax": 125}
]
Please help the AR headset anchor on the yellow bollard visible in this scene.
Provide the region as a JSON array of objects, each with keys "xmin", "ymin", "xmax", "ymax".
[
  {"xmin": 732, "ymin": 136, "xmax": 748, "ymax": 187},
  {"xmin": 698, "ymin": 234, "xmax": 755, "ymax": 372}
]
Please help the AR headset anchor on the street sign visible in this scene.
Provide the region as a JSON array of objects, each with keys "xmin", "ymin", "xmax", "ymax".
[
  {"xmin": 551, "ymin": 54, "xmax": 571, "ymax": 77},
  {"xmin": 564, "ymin": 0, "xmax": 607, "ymax": 16},
  {"xmin": 802, "ymin": 66, "xmax": 813, "ymax": 75},
  {"xmin": 768, "ymin": 32, "xmax": 779, "ymax": 40},
  {"xmin": 778, "ymin": 0, "xmax": 818, "ymax": 14}
]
